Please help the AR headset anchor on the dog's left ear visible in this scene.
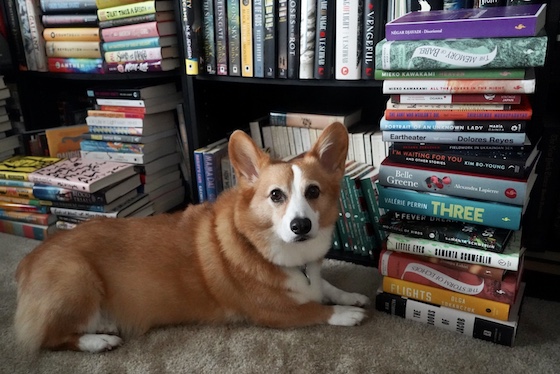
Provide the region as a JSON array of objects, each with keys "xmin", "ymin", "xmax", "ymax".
[
  {"xmin": 228, "ymin": 130, "xmax": 269, "ymax": 184},
  {"xmin": 306, "ymin": 122, "xmax": 349, "ymax": 174}
]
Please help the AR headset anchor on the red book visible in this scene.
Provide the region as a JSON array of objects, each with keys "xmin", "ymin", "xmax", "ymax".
[
  {"xmin": 98, "ymin": 105, "xmax": 147, "ymax": 115},
  {"xmin": 384, "ymin": 95, "xmax": 532, "ymax": 121},
  {"xmin": 378, "ymin": 248, "xmax": 522, "ymax": 305},
  {"xmin": 87, "ymin": 110, "xmax": 145, "ymax": 119},
  {"xmin": 390, "ymin": 94, "xmax": 523, "ymax": 105}
]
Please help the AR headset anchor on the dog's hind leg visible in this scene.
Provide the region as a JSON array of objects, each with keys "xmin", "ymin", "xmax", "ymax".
[{"xmin": 15, "ymin": 257, "xmax": 122, "ymax": 353}]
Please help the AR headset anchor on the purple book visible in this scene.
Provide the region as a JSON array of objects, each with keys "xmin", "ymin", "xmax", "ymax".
[{"xmin": 386, "ymin": 4, "xmax": 546, "ymax": 41}]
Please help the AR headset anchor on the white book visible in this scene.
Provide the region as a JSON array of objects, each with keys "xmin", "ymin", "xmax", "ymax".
[
  {"xmin": 81, "ymin": 145, "xmax": 177, "ymax": 165},
  {"xmin": 291, "ymin": 127, "xmax": 304, "ymax": 155},
  {"xmin": 95, "ymin": 92, "xmax": 182, "ymax": 108},
  {"xmin": 335, "ymin": 0, "xmax": 361, "ymax": 80},
  {"xmin": 261, "ymin": 126, "xmax": 275, "ymax": 158},
  {"xmin": 299, "ymin": 0, "xmax": 316, "ymax": 79},
  {"xmin": 85, "ymin": 111, "xmax": 176, "ymax": 128},
  {"xmin": 300, "ymin": 128, "xmax": 312, "ymax": 151}
]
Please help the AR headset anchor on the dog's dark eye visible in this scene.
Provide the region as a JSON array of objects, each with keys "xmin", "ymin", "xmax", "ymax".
[
  {"xmin": 270, "ymin": 189, "xmax": 285, "ymax": 203},
  {"xmin": 305, "ymin": 185, "xmax": 320, "ymax": 200}
]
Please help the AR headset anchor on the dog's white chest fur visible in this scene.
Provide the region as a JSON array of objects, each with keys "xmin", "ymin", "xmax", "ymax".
[{"xmin": 283, "ymin": 262, "xmax": 324, "ymax": 304}]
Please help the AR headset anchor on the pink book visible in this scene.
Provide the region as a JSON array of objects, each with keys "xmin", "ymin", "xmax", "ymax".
[
  {"xmin": 101, "ymin": 21, "xmax": 177, "ymax": 42},
  {"xmin": 378, "ymin": 248, "xmax": 522, "ymax": 305}
]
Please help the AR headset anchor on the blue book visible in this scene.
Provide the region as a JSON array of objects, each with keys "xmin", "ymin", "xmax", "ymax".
[
  {"xmin": 194, "ymin": 138, "xmax": 228, "ymax": 203},
  {"xmin": 203, "ymin": 142, "xmax": 228, "ymax": 202},
  {"xmin": 102, "ymin": 36, "xmax": 178, "ymax": 52},
  {"xmin": 376, "ymin": 184, "xmax": 523, "ymax": 230}
]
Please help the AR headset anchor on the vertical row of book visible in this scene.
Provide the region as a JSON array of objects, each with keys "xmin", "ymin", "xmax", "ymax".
[
  {"xmin": 180, "ymin": 0, "xmax": 387, "ymax": 80},
  {"xmin": 372, "ymin": 4, "xmax": 548, "ymax": 346},
  {"xmin": 2, "ymin": 0, "xmax": 180, "ymax": 73}
]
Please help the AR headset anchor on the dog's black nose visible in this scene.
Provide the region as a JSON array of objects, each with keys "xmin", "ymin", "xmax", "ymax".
[{"xmin": 290, "ymin": 218, "xmax": 312, "ymax": 235}]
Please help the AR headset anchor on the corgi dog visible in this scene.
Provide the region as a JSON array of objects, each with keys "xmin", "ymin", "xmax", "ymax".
[{"xmin": 14, "ymin": 122, "xmax": 370, "ymax": 353}]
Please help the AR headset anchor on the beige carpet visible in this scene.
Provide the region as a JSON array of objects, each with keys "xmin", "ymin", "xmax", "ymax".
[{"xmin": 2, "ymin": 232, "xmax": 560, "ymax": 374}]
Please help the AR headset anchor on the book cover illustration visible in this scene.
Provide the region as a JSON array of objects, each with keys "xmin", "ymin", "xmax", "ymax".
[
  {"xmin": 375, "ymin": 34, "xmax": 548, "ymax": 71},
  {"xmin": 385, "ymin": 4, "xmax": 547, "ymax": 40},
  {"xmin": 0, "ymin": 156, "xmax": 62, "ymax": 181}
]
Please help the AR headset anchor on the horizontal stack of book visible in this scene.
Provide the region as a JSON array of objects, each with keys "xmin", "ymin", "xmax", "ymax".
[
  {"xmin": 0, "ymin": 77, "xmax": 21, "ymax": 160},
  {"xmin": 82, "ymin": 81, "xmax": 186, "ymax": 214},
  {"xmin": 180, "ymin": 0, "xmax": 387, "ymax": 79},
  {"xmin": 372, "ymin": 4, "xmax": 548, "ymax": 346},
  {"xmin": 41, "ymin": 0, "xmax": 104, "ymax": 73},
  {"xmin": 98, "ymin": 0, "xmax": 180, "ymax": 73}
]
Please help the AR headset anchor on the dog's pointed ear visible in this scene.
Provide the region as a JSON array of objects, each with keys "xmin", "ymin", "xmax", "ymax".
[
  {"xmin": 228, "ymin": 130, "xmax": 269, "ymax": 184},
  {"xmin": 306, "ymin": 122, "xmax": 349, "ymax": 174}
]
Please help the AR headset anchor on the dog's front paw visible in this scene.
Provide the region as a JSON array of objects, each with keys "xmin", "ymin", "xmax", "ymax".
[
  {"xmin": 78, "ymin": 334, "xmax": 123, "ymax": 353},
  {"xmin": 328, "ymin": 305, "xmax": 367, "ymax": 326},
  {"xmin": 338, "ymin": 292, "xmax": 371, "ymax": 307}
]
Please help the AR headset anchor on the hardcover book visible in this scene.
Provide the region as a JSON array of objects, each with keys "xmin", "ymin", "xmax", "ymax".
[
  {"xmin": 335, "ymin": 0, "xmax": 361, "ymax": 80},
  {"xmin": 100, "ymin": 21, "xmax": 177, "ymax": 42},
  {"xmin": 314, "ymin": 0, "xmax": 334, "ymax": 79},
  {"xmin": 227, "ymin": 0, "xmax": 241, "ymax": 76},
  {"xmin": 378, "ymin": 158, "xmax": 536, "ymax": 206},
  {"xmin": 28, "ymin": 157, "xmax": 137, "ymax": 193},
  {"xmin": 376, "ymin": 184, "xmax": 525, "ymax": 230},
  {"xmin": 86, "ymin": 82, "xmax": 177, "ymax": 100},
  {"xmin": 386, "ymin": 139, "xmax": 540, "ymax": 179},
  {"xmin": 42, "ymin": 14, "xmax": 99, "ymax": 27},
  {"xmin": 375, "ymin": 282, "xmax": 526, "ymax": 347},
  {"xmin": 378, "ymin": 211, "xmax": 512, "ymax": 253},
  {"xmin": 214, "ymin": 0, "xmax": 228, "ymax": 75},
  {"xmin": 50, "ymin": 188, "xmax": 139, "ymax": 213},
  {"xmin": 179, "ymin": 0, "xmax": 202, "ymax": 75},
  {"xmin": 252, "ymin": 0, "xmax": 264, "ymax": 78},
  {"xmin": 0, "ymin": 218, "xmax": 56, "ymax": 240},
  {"xmin": 276, "ymin": 0, "xmax": 288, "ymax": 78},
  {"xmin": 390, "ymin": 93, "xmax": 523, "ymax": 105},
  {"xmin": 382, "ymin": 130, "xmax": 527, "ymax": 146},
  {"xmin": 382, "ymin": 276, "xmax": 512, "ymax": 321},
  {"xmin": 286, "ymin": 0, "xmax": 300, "ymax": 79},
  {"xmin": 375, "ymin": 33, "xmax": 548, "ymax": 71},
  {"xmin": 380, "ymin": 116, "xmax": 526, "ymax": 132},
  {"xmin": 80, "ymin": 145, "xmax": 176, "ymax": 165},
  {"xmin": 0, "ymin": 156, "xmax": 62, "ymax": 181},
  {"xmin": 385, "ymin": 229, "xmax": 525, "ymax": 271},
  {"xmin": 201, "ymin": 0, "xmax": 217, "ymax": 74},
  {"xmin": 86, "ymin": 110, "xmax": 176, "ymax": 129},
  {"xmin": 50, "ymin": 192, "xmax": 152, "ymax": 219},
  {"xmin": 263, "ymin": 0, "xmax": 275, "ymax": 78},
  {"xmin": 379, "ymin": 248, "xmax": 522, "ymax": 304},
  {"xmin": 42, "ymin": 27, "xmax": 100, "ymax": 42},
  {"xmin": 361, "ymin": 0, "xmax": 385, "ymax": 80},
  {"xmin": 105, "ymin": 58, "xmax": 180, "ymax": 73},
  {"xmin": 80, "ymin": 136, "xmax": 175, "ymax": 154},
  {"xmin": 298, "ymin": 0, "xmax": 316, "ymax": 79},
  {"xmin": 45, "ymin": 41, "xmax": 102, "ymax": 59},
  {"xmin": 240, "ymin": 0, "xmax": 253, "ymax": 77},
  {"xmin": 81, "ymin": 128, "xmax": 176, "ymax": 144},
  {"xmin": 47, "ymin": 58, "xmax": 105, "ymax": 74},
  {"xmin": 103, "ymin": 46, "xmax": 179, "ymax": 63},
  {"xmin": 0, "ymin": 209, "xmax": 56, "ymax": 226},
  {"xmin": 374, "ymin": 68, "xmax": 529, "ymax": 80},
  {"xmin": 97, "ymin": 0, "xmax": 174, "ymax": 22},
  {"xmin": 385, "ymin": 4, "xmax": 547, "ymax": 41}
]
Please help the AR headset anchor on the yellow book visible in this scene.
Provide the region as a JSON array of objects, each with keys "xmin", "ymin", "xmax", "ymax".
[
  {"xmin": 240, "ymin": 0, "xmax": 253, "ymax": 77},
  {"xmin": 97, "ymin": 0, "xmax": 174, "ymax": 22},
  {"xmin": 45, "ymin": 41, "xmax": 102, "ymax": 58},
  {"xmin": 42, "ymin": 27, "xmax": 101, "ymax": 42},
  {"xmin": 0, "ymin": 156, "xmax": 62, "ymax": 181},
  {"xmin": 96, "ymin": 0, "xmax": 145, "ymax": 9},
  {"xmin": 382, "ymin": 276, "xmax": 512, "ymax": 321}
]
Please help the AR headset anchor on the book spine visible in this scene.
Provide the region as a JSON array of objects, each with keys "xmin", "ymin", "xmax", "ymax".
[
  {"xmin": 95, "ymin": 98, "xmax": 145, "ymax": 107},
  {"xmin": 0, "ymin": 218, "xmax": 54, "ymax": 240},
  {"xmin": 0, "ymin": 202, "xmax": 49, "ymax": 213},
  {"xmin": 385, "ymin": 231, "xmax": 523, "ymax": 271},
  {"xmin": 203, "ymin": 151, "xmax": 222, "ymax": 202},
  {"xmin": 82, "ymin": 133, "xmax": 142, "ymax": 143},
  {"xmin": 380, "ymin": 117, "xmax": 526, "ymax": 132},
  {"xmin": 41, "ymin": 12, "xmax": 97, "ymax": 26},
  {"xmin": 40, "ymin": 0, "xmax": 98, "ymax": 13},
  {"xmin": 361, "ymin": 0, "xmax": 377, "ymax": 79},
  {"xmin": 0, "ymin": 186, "xmax": 35, "ymax": 199},
  {"xmin": 226, "ymin": 0, "xmax": 241, "ymax": 76},
  {"xmin": 102, "ymin": 36, "xmax": 169, "ymax": 52},
  {"xmin": 43, "ymin": 27, "xmax": 100, "ymax": 41},
  {"xmin": 47, "ymin": 58, "xmax": 105, "ymax": 73},
  {"xmin": 88, "ymin": 108, "xmax": 145, "ymax": 117},
  {"xmin": 382, "ymin": 131, "xmax": 527, "ymax": 146},
  {"xmin": 214, "ymin": 0, "xmax": 228, "ymax": 75},
  {"xmin": 202, "ymin": 0, "xmax": 216, "ymax": 74},
  {"xmin": 97, "ymin": 1, "xmax": 156, "ymax": 22},
  {"xmin": 377, "ymin": 184, "xmax": 523, "ymax": 230},
  {"xmin": 100, "ymin": 21, "xmax": 163, "ymax": 42},
  {"xmin": 80, "ymin": 150, "xmax": 148, "ymax": 164},
  {"xmin": 382, "ymin": 276, "xmax": 511, "ymax": 321},
  {"xmin": 263, "ymin": 0, "xmax": 275, "ymax": 78},
  {"xmin": 80, "ymin": 139, "xmax": 147, "ymax": 153},
  {"xmin": 375, "ymin": 292, "xmax": 517, "ymax": 346},
  {"xmin": 98, "ymin": 12, "xmax": 157, "ymax": 28},
  {"xmin": 276, "ymin": 0, "xmax": 288, "ymax": 78},
  {"xmin": 386, "ymin": 102, "xmax": 511, "ymax": 111},
  {"xmin": 194, "ymin": 150, "xmax": 207, "ymax": 202},
  {"xmin": 360, "ymin": 175, "xmax": 388, "ymax": 245},
  {"xmin": 391, "ymin": 94, "xmax": 523, "ymax": 105},
  {"xmin": 313, "ymin": 0, "xmax": 333, "ymax": 79},
  {"xmin": 51, "ymin": 200, "xmax": 107, "ymax": 212},
  {"xmin": 95, "ymin": 0, "xmax": 141, "ymax": 9},
  {"xmin": 338, "ymin": 179, "xmax": 359, "ymax": 253},
  {"xmin": 103, "ymin": 47, "xmax": 164, "ymax": 63},
  {"xmin": 179, "ymin": 0, "xmax": 201, "ymax": 75},
  {"xmin": 252, "ymin": 0, "xmax": 264, "ymax": 78},
  {"xmin": 298, "ymin": 0, "xmax": 315, "ymax": 79},
  {"xmin": 287, "ymin": 0, "xmax": 300, "ymax": 79},
  {"xmin": 0, "ymin": 180, "xmax": 34, "ymax": 188},
  {"xmin": 378, "ymin": 160, "xmax": 530, "ymax": 205},
  {"xmin": 335, "ymin": 0, "xmax": 361, "ymax": 80},
  {"xmin": 375, "ymin": 35, "xmax": 548, "ymax": 71},
  {"xmin": 32, "ymin": 185, "xmax": 108, "ymax": 204},
  {"xmin": 45, "ymin": 41, "xmax": 102, "ymax": 58},
  {"xmin": 105, "ymin": 59, "xmax": 177, "ymax": 73},
  {"xmin": 391, "ymin": 142, "xmax": 526, "ymax": 152},
  {"xmin": 240, "ymin": 0, "xmax": 253, "ymax": 76},
  {"xmin": 86, "ymin": 116, "xmax": 143, "ymax": 127},
  {"xmin": 375, "ymin": 68, "xmax": 528, "ymax": 80},
  {"xmin": 88, "ymin": 126, "xmax": 145, "ymax": 135},
  {"xmin": 382, "ymin": 78, "xmax": 536, "ymax": 95},
  {"xmin": 24, "ymin": 0, "xmax": 48, "ymax": 71},
  {"xmin": 379, "ymin": 249, "xmax": 519, "ymax": 304},
  {"xmin": 269, "ymin": 112, "xmax": 346, "ymax": 130},
  {"xmin": 386, "ymin": 147, "xmax": 531, "ymax": 179},
  {"xmin": 3, "ymin": 0, "xmax": 28, "ymax": 70},
  {"xmin": 345, "ymin": 172, "xmax": 377, "ymax": 256}
]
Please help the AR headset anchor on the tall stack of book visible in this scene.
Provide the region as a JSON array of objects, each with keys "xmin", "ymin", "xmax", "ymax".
[
  {"xmin": 0, "ymin": 155, "xmax": 61, "ymax": 239},
  {"xmin": 372, "ymin": 4, "xmax": 548, "ymax": 346},
  {"xmin": 40, "ymin": 0, "xmax": 104, "ymax": 73},
  {"xmin": 0, "ymin": 77, "xmax": 21, "ymax": 160},
  {"xmin": 81, "ymin": 82, "xmax": 186, "ymax": 213},
  {"xmin": 98, "ymin": 0, "xmax": 180, "ymax": 73}
]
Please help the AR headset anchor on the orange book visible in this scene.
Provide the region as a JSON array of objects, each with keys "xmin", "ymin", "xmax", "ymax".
[
  {"xmin": 382, "ymin": 276, "xmax": 512, "ymax": 321},
  {"xmin": 384, "ymin": 96, "xmax": 532, "ymax": 121},
  {"xmin": 43, "ymin": 27, "xmax": 101, "ymax": 41},
  {"xmin": 98, "ymin": 105, "xmax": 147, "ymax": 114},
  {"xmin": 45, "ymin": 125, "xmax": 89, "ymax": 158}
]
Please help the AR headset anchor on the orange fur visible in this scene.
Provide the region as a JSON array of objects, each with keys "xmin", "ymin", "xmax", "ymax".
[{"xmin": 14, "ymin": 122, "xmax": 369, "ymax": 353}]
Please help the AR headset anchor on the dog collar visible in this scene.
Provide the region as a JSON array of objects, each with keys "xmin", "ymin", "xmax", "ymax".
[{"xmin": 300, "ymin": 265, "xmax": 311, "ymax": 285}]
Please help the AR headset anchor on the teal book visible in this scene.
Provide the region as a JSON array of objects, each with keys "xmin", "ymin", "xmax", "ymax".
[
  {"xmin": 376, "ymin": 185, "xmax": 523, "ymax": 230},
  {"xmin": 375, "ymin": 33, "xmax": 548, "ymax": 71},
  {"xmin": 102, "ymin": 36, "xmax": 178, "ymax": 52}
]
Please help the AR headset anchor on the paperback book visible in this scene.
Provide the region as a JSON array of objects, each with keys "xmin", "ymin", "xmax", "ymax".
[
  {"xmin": 380, "ymin": 117, "xmax": 526, "ymax": 132},
  {"xmin": 390, "ymin": 94, "xmax": 523, "ymax": 105}
]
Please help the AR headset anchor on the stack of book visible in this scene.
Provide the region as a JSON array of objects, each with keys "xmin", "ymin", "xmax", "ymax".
[
  {"xmin": 26, "ymin": 157, "xmax": 154, "ymax": 230},
  {"xmin": 41, "ymin": 0, "xmax": 104, "ymax": 73},
  {"xmin": 372, "ymin": 4, "xmax": 548, "ymax": 346},
  {"xmin": 82, "ymin": 82, "xmax": 186, "ymax": 213},
  {"xmin": 0, "ymin": 155, "xmax": 62, "ymax": 239},
  {"xmin": 0, "ymin": 77, "xmax": 21, "ymax": 160},
  {"xmin": 98, "ymin": 0, "xmax": 180, "ymax": 73}
]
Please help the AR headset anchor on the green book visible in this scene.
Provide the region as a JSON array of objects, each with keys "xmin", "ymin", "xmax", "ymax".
[
  {"xmin": 375, "ymin": 33, "xmax": 548, "ymax": 71},
  {"xmin": 374, "ymin": 68, "xmax": 528, "ymax": 80}
]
